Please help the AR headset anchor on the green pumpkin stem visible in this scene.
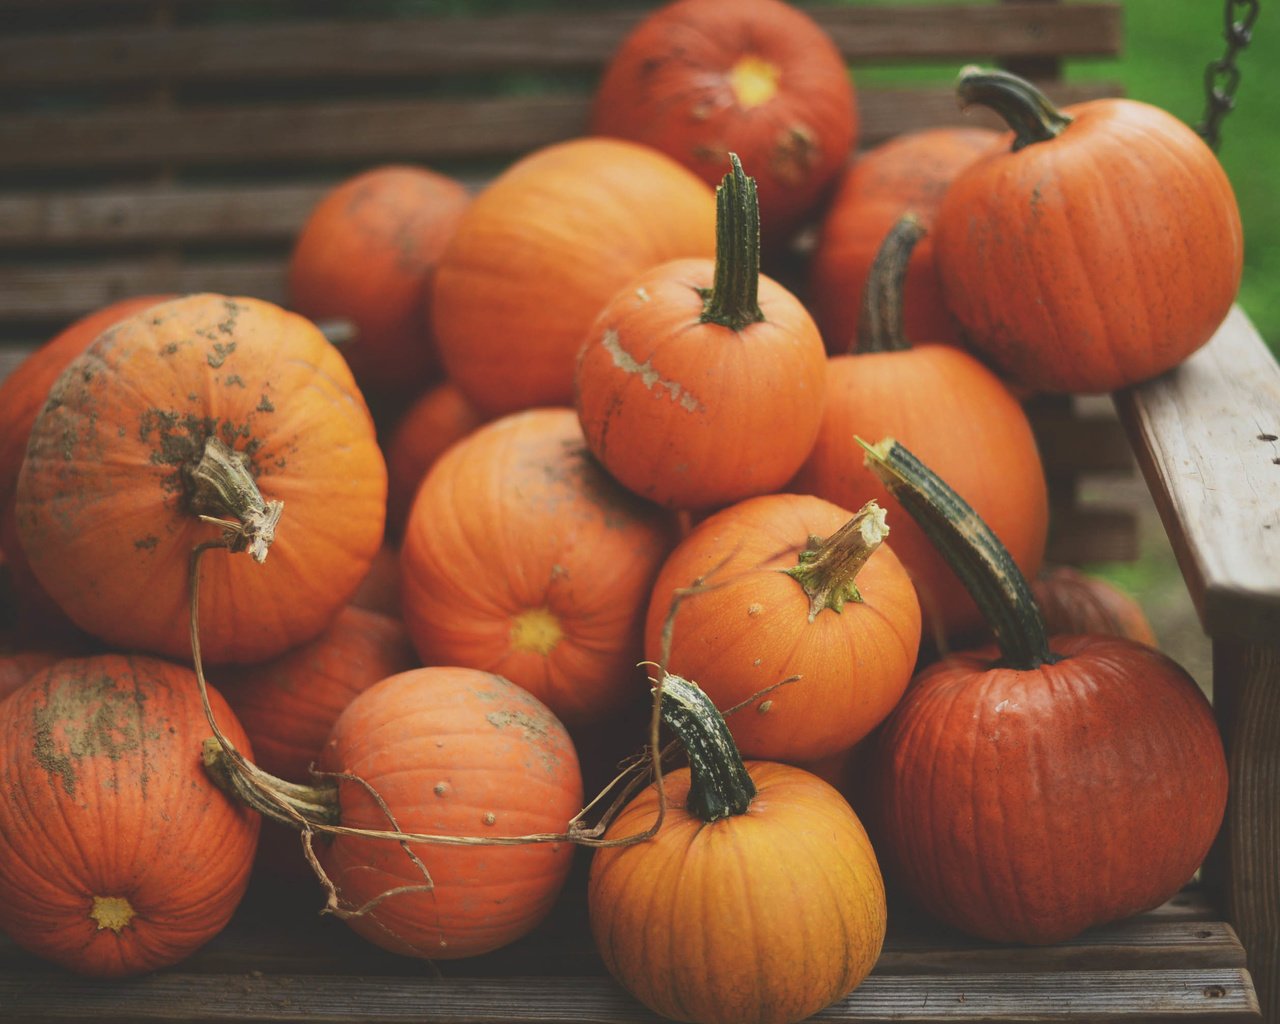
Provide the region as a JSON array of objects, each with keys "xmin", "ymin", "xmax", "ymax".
[
  {"xmin": 856, "ymin": 214, "xmax": 925, "ymax": 355},
  {"xmin": 658, "ymin": 672, "xmax": 756, "ymax": 823},
  {"xmin": 700, "ymin": 153, "xmax": 766, "ymax": 332},
  {"xmin": 785, "ymin": 500, "xmax": 890, "ymax": 622},
  {"xmin": 956, "ymin": 65, "xmax": 1074, "ymax": 152},
  {"xmin": 860, "ymin": 437, "xmax": 1056, "ymax": 670},
  {"xmin": 202, "ymin": 738, "xmax": 341, "ymax": 830},
  {"xmin": 183, "ymin": 436, "xmax": 283, "ymax": 563}
]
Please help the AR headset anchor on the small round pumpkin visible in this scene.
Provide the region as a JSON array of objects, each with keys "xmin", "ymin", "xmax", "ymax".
[
  {"xmin": 400, "ymin": 408, "xmax": 679, "ymax": 728},
  {"xmin": 933, "ymin": 67, "xmax": 1243, "ymax": 393},
  {"xmin": 1031, "ymin": 565, "xmax": 1156, "ymax": 646},
  {"xmin": 644, "ymin": 492, "xmax": 920, "ymax": 763},
  {"xmin": 0, "ymin": 654, "xmax": 260, "ymax": 976},
  {"xmin": 287, "ymin": 164, "xmax": 471, "ymax": 398},
  {"xmin": 591, "ymin": 0, "xmax": 858, "ymax": 252},
  {"xmin": 575, "ymin": 156, "xmax": 827, "ymax": 510},
  {"xmin": 810, "ymin": 127, "xmax": 998, "ymax": 354},
  {"xmin": 15, "ymin": 294, "xmax": 387, "ymax": 665},
  {"xmin": 432, "ymin": 137, "xmax": 717, "ymax": 416},
  {"xmin": 589, "ymin": 673, "xmax": 886, "ymax": 1024}
]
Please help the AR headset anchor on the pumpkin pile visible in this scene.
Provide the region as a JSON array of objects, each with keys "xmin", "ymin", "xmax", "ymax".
[{"xmin": 0, "ymin": 2, "xmax": 1240, "ymax": 1021}]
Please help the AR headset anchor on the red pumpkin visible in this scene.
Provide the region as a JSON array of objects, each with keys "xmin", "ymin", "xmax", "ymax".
[
  {"xmin": 15, "ymin": 294, "xmax": 387, "ymax": 665},
  {"xmin": 864, "ymin": 437, "xmax": 1228, "ymax": 943},
  {"xmin": 0, "ymin": 648, "xmax": 63, "ymax": 702},
  {"xmin": 589, "ymin": 673, "xmax": 885, "ymax": 1024},
  {"xmin": 384, "ymin": 380, "xmax": 484, "ymax": 540},
  {"xmin": 934, "ymin": 67, "xmax": 1243, "ymax": 393},
  {"xmin": 0, "ymin": 654, "xmax": 259, "ymax": 976},
  {"xmin": 810, "ymin": 127, "xmax": 998, "ymax": 354},
  {"xmin": 0, "ymin": 295, "xmax": 173, "ymax": 634},
  {"xmin": 400, "ymin": 408, "xmax": 678, "ymax": 728},
  {"xmin": 644, "ymin": 492, "xmax": 920, "ymax": 763},
  {"xmin": 792, "ymin": 217, "xmax": 1047, "ymax": 644},
  {"xmin": 576, "ymin": 156, "xmax": 827, "ymax": 510},
  {"xmin": 1031, "ymin": 565, "xmax": 1157, "ymax": 646},
  {"xmin": 591, "ymin": 0, "xmax": 857, "ymax": 252},
  {"xmin": 287, "ymin": 165, "xmax": 471, "ymax": 398},
  {"xmin": 432, "ymin": 137, "xmax": 716, "ymax": 416},
  {"xmin": 207, "ymin": 666, "xmax": 584, "ymax": 960}
]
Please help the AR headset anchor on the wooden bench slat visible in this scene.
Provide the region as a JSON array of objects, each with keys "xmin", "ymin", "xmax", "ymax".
[
  {"xmin": 1113, "ymin": 307, "xmax": 1280, "ymax": 645},
  {"xmin": 0, "ymin": 82, "xmax": 1120, "ymax": 174},
  {"xmin": 0, "ymin": 968, "xmax": 1260, "ymax": 1023},
  {"xmin": 0, "ymin": 5, "xmax": 1122, "ymax": 87}
]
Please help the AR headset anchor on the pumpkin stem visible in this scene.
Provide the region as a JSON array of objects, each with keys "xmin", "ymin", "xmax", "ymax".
[
  {"xmin": 700, "ymin": 153, "xmax": 766, "ymax": 332},
  {"xmin": 183, "ymin": 436, "xmax": 283, "ymax": 563},
  {"xmin": 658, "ymin": 672, "xmax": 756, "ymax": 823},
  {"xmin": 860, "ymin": 437, "xmax": 1057, "ymax": 670},
  {"xmin": 856, "ymin": 215, "xmax": 925, "ymax": 355},
  {"xmin": 784, "ymin": 500, "xmax": 889, "ymax": 622},
  {"xmin": 956, "ymin": 65, "xmax": 1073, "ymax": 153},
  {"xmin": 202, "ymin": 738, "xmax": 342, "ymax": 830}
]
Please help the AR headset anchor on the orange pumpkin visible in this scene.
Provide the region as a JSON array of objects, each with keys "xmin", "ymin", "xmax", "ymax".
[
  {"xmin": 432, "ymin": 137, "xmax": 717, "ymax": 416},
  {"xmin": 0, "ymin": 654, "xmax": 259, "ymax": 976},
  {"xmin": 287, "ymin": 164, "xmax": 471, "ymax": 398},
  {"xmin": 400, "ymin": 408, "xmax": 678, "ymax": 728},
  {"xmin": 575, "ymin": 156, "xmax": 827, "ymax": 510},
  {"xmin": 15, "ymin": 294, "xmax": 387, "ymax": 665},
  {"xmin": 934, "ymin": 67, "xmax": 1243, "ymax": 393},
  {"xmin": 810, "ymin": 127, "xmax": 998, "ymax": 354},
  {"xmin": 790, "ymin": 217, "xmax": 1047, "ymax": 644},
  {"xmin": 591, "ymin": 0, "xmax": 857, "ymax": 252},
  {"xmin": 1031, "ymin": 565, "xmax": 1157, "ymax": 646},
  {"xmin": 644, "ymin": 493, "xmax": 920, "ymax": 763},
  {"xmin": 589, "ymin": 673, "xmax": 885, "ymax": 1024}
]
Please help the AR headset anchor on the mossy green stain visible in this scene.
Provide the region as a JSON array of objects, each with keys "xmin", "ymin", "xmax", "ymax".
[
  {"xmin": 207, "ymin": 341, "xmax": 236, "ymax": 369},
  {"xmin": 257, "ymin": 395, "xmax": 275, "ymax": 413}
]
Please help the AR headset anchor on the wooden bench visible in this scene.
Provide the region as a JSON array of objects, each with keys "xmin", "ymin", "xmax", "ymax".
[{"xmin": 1, "ymin": 2, "xmax": 1276, "ymax": 1022}]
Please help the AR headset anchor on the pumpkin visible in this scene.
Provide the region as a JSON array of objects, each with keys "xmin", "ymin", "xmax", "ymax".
[
  {"xmin": 863, "ymin": 436, "xmax": 1228, "ymax": 943},
  {"xmin": 575, "ymin": 156, "xmax": 827, "ymax": 510},
  {"xmin": 791, "ymin": 216, "xmax": 1047, "ymax": 644},
  {"xmin": 432, "ymin": 137, "xmax": 717, "ymax": 416},
  {"xmin": 644, "ymin": 492, "xmax": 919, "ymax": 763},
  {"xmin": 287, "ymin": 164, "xmax": 471, "ymax": 398},
  {"xmin": 384, "ymin": 380, "xmax": 484, "ymax": 540},
  {"xmin": 350, "ymin": 543, "xmax": 403, "ymax": 619},
  {"xmin": 400, "ymin": 408, "xmax": 678, "ymax": 728},
  {"xmin": 1031, "ymin": 565, "xmax": 1156, "ymax": 646},
  {"xmin": 206, "ymin": 665, "xmax": 584, "ymax": 960},
  {"xmin": 588, "ymin": 672, "xmax": 886, "ymax": 1024},
  {"xmin": 590, "ymin": 0, "xmax": 857, "ymax": 253},
  {"xmin": 0, "ymin": 653, "xmax": 259, "ymax": 976},
  {"xmin": 15, "ymin": 294, "xmax": 386, "ymax": 665},
  {"xmin": 0, "ymin": 647, "xmax": 63, "ymax": 702},
  {"xmin": 933, "ymin": 66, "xmax": 1243, "ymax": 393},
  {"xmin": 809, "ymin": 127, "xmax": 998, "ymax": 354},
  {"xmin": 0, "ymin": 295, "xmax": 173, "ymax": 634}
]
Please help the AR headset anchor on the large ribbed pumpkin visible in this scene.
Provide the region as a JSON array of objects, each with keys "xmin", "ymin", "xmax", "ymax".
[
  {"xmin": 431, "ymin": 137, "xmax": 717, "ymax": 416},
  {"xmin": 14, "ymin": 294, "xmax": 387, "ymax": 665},
  {"xmin": 0, "ymin": 654, "xmax": 259, "ymax": 976}
]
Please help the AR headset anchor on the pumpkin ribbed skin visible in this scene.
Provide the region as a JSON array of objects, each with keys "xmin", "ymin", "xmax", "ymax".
[
  {"xmin": 0, "ymin": 654, "xmax": 259, "ymax": 976},
  {"xmin": 1031, "ymin": 566, "xmax": 1156, "ymax": 646},
  {"xmin": 318, "ymin": 666, "xmax": 583, "ymax": 959},
  {"xmin": 0, "ymin": 648, "xmax": 63, "ymax": 702},
  {"xmin": 14, "ymin": 294, "xmax": 387, "ymax": 665},
  {"xmin": 934, "ymin": 94, "xmax": 1243, "ymax": 393},
  {"xmin": 644, "ymin": 492, "xmax": 920, "ymax": 762},
  {"xmin": 789, "ymin": 345, "xmax": 1047, "ymax": 643},
  {"xmin": 401, "ymin": 408, "xmax": 678, "ymax": 728},
  {"xmin": 810, "ymin": 128, "xmax": 998, "ymax": 354},
  {"xmin": 287, "ymin": 165, "xmax": 471, "ymax": 397},
  {"xmin": 432, "ymin": 138, "xmax": 717, "ymax": 416},
  {"xmin": 873, "ymin": 635, "xmax": 1227, "ymax": 944},
  {"xmin": 590, "ymin": 0, "xmax": 857, "ymax": 251},
  {"xmin": 589, "ymin": 760, "xmax": 886, "ymax": 1024}
]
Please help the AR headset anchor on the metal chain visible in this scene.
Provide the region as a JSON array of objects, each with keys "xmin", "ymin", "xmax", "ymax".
[{"xmin": 1196, "ymin": 0, "xmax": 1260, "ymax": 150}]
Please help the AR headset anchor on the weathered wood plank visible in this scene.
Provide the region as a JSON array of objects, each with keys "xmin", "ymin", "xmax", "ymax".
[
  {"xmin": 0, "ymin": 83, "xmax": 1120, "ymax": 173},
  {"xmin": 0, "ymin": 969, "xmax": 1260, "ymax": 1023},
  {"xmin": 0, "ymin": 5, "xmax": 1123, "ymax": 87},
  {"xmin": 1112, "ymin": 307, "xmax": 1280, "ymax": 645}
]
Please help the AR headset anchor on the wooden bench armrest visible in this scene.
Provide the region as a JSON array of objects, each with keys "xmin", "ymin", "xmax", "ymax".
[{"xmin": 1112, "ymin": 306, "xmax": 1280, "ymax": 647}]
